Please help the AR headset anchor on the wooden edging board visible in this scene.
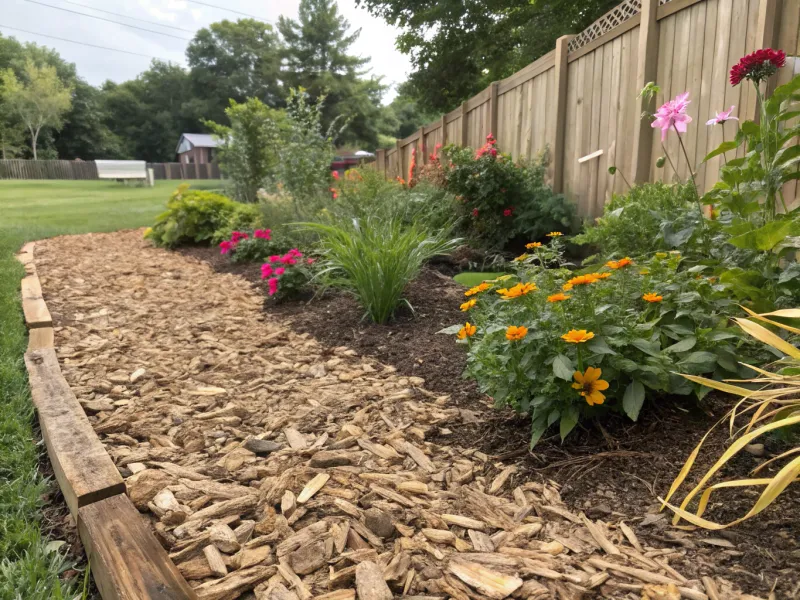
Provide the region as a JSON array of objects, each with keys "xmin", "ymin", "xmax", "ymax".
[{"xmin": 17, "ymin": 242, "xmax": 197, "ymax": 600}]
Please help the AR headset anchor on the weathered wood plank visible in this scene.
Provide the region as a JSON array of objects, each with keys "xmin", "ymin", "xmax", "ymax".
[
  {"xmin": 78, "ymin": 494, "xmax": 198, "ymax": 600},
  {"xmin": 20, "ymin": 273, "xmax": 52, "ymax": 329},
  {"xmin": 27, "ymin": 326, "xmax": 54, "ymax": 351},
  {"xmin": 24, "ymin": 348, "xmax": 125, "ymax": 516}
]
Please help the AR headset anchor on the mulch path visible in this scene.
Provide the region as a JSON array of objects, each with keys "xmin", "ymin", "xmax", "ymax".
[{"xmin": 182, "ymin": 243, "xmax": 800, "ymax": 599}]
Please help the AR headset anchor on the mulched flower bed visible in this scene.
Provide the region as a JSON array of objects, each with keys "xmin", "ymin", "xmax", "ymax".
[{"xmin": 184, "ymin": 245, "xmax": 800, "ymax": 598}]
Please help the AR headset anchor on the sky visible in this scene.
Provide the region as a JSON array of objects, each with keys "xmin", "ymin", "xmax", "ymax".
[{"xmin": 2, "ymin": 0, "xmax": 411, "ymax": 103}]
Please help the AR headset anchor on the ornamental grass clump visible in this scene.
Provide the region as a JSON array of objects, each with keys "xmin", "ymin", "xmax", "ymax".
[
  {"xmin": 302, "ymin": 218, "xmax": 460, "ymax": 324},
  {"xmin": 442, "ymin": 236, "xmax": 762, "ymax": 445},
  {"xmin": 662, "ymin": 307, "xmax": 800, "ymax": 529}
]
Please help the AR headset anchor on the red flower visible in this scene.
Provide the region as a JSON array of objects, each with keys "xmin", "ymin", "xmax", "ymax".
[
  {"xmin": 730, "ymin": 48, "xmax": 786, "ymax": 86},
  {"xmin": 503, "ymin": 207, "xmax": 514, "ymax": 217},
  {"xmin": 472, "ymin": 208, "xmax": 479, "ymax": 217},
  {"xmin": 331, "ymin": 171, "xmax": 340, "ymax": 180},
  {"xmin": 219, "ymin": 240, "xmax": 234, "ymax": 255},
  {"xmin": 231, "ymin": 231, "xmax": 249, "ymax": 243}
]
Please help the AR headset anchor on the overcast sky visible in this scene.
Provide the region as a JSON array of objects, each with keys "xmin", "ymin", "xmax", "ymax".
[{"xmin": 3, "ymin": 0, "xmax": 410, "ymax": 103}]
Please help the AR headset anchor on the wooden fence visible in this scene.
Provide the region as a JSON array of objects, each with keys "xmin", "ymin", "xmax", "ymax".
[
  {"xmin": 0, "ymin": 159, "xmax": 222, "ymax": 180},
  {"xmin": 376, "ymin": 0, "xmax": 800, "ymax": 218}
]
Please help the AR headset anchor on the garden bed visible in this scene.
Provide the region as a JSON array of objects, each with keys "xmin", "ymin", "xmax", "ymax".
[{"xmin": 184, "ymin": 244, "xmax": 800, "ymax": 598}]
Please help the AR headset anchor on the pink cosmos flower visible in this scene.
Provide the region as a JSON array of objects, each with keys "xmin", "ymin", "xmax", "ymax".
[
  {"xmin": 275, "ymin": 267, "xmax": 285, "ymax": 276},
  {"xmin": 651, "ymin": 92, "xmax": 693, "ymax": 142},
  {"xmin": 267, "ymin": 277, "xmax": 279, "ymax": 296},
  {"xmin": 219, "ymin": 240, "xmax": 234, "ymax": 255},
  {"xmin": 706, "ymin": 106, "xmax": 738, "ymax": 126},
  {"xmin": 253, "ymin": 229, "xmax": 272, "ymax": 240},
  {"xmin": 261, "ymin": 264, "xmax": 273, "ymax": 279},
  {"xmin": 268, "ymin": 255, "xmax": 281, "ymax": 263}
]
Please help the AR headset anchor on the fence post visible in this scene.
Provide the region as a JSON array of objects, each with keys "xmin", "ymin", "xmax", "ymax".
[
  {"xmin": 375, "ymin": 149, "xmax": 385, "ymax": 175},
  {"xmin": 489, "ymin": 81, "xmax": 499, "ymax": 138},
  {"xmin": 551, "ymin": 35, "xmax": 573, "ymax": 194},
  {"xmin": 460, "ymin": 101, "xmax": 468, "ymax": 147},
  {"xmin": 631, "ymin": 0, "xmax": 660, "ymax": 183},
  {"xmin": 755, "ymin": 0, "xmax": 779, "ymax": 105},
  {"xmin": 418, "ymin": 127, "xmax": 427, "ymax": 165},
  {"xmin": 440, "ymin": 114, "xmax": 448, "ymax": 147}
]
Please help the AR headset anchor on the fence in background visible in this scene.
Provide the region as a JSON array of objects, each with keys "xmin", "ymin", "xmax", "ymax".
[
  {"xmin": 0, "ymin": 160, "xmax": 222, "ymax": 180},
  {"xmin": 375, "ymin": 0, "xmax": 800, "ymax": 218}
]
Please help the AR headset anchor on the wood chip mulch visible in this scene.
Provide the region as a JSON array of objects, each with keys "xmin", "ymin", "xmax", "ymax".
[{"xmin": 33, "ymin": 229, "xmax": 755, "ymax": 600}]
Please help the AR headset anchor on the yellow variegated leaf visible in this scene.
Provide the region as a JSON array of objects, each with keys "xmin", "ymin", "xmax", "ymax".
[
  {"xmin": 755, "ymin": 308, "xmax": 800, "ymax": 319},
  {"xmin": 740, "ymin": 306, "xmax": 800, "ymax": 335},
  {"xmin": 733, "ymin": 318, "xmax": 800, "ymax": 359},
  {"xmin": 679, "ymin": 373, "xmax": 758, "ymax": 397},
  {"xmin": 659, "ymin": 499, "xmax": 729, "ymax": 530},
  {"xmin": 744, "ymin": 455, "xmax": 800, "ymax": 519},
  {"xmin": 752, "ymin": 447, "xmax": 800, "ymax": 475},
  {"xmin": 661, "ymin": 427, "xmax": 716, "ymax": 510},
  {"xmin": 696, "ymin": 479, "xmax": 774, "ymax": 518}
]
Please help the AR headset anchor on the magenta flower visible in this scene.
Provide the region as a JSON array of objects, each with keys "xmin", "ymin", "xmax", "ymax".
[
  {"xmin": 261, "ymin": 264, "xmax": 273, "ymax": 279},
  {"xmin": 651, "ymin": 92, "xmax": 693, "ymax": 142},
  {"xmin": 706, "ymin": 106, "xmax": 738, "ymax": 126},
  {"xmin": 231, "ymin": 231, "xmax": 249, "ymax": 243},
  {"xmin": 268, "ymin": 255, "xmax": 280, "ymax": 263},
  {"xmin": 219, "ymin": 240, "xmax": 234, "ymax": 255},
  {"xmin": 275, "ymin": 267, "xmax": 285, "ymax": 276},
  {"xmin": 267, "ymin": 277, "xmax": 279, "ymax": 296},
  {"xmin": 254, "ymin": 229, "xmax": 272, "ymax": 240}
]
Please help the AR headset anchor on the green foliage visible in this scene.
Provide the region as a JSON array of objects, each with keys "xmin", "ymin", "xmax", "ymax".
[
  {"xmin": 211, "ymin": 203, "xmax": 262, "ymax": 244},
  {"xmin": 573, "ymin": 182, "xmax": 697, "ymax": 257},
  {"xmin": 206, "ymin": 98, "xmax": 283, "ymax": 204},
  {"xmin": 448, "ymin": 240, "xmax": 757, "ymax": 445},
  {"xmin": 438, "ymin": 141, "xmax": 574, "ymax": 250},
  {"xmin": 145, "ymin": 185, "xmax": 242, "ymax": 248},
  {"xmin": 355, "ymin": 0, "xmax": 618, "ymax": 112},
  {"xmin": 302, "ymin": 218, "xmax": 460, "ymax": 323}
]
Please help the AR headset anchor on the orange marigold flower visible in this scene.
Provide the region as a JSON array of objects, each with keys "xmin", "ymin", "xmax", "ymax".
[
  {"xmin": 506, "ymin": 325, "xmax": 528, "ymax": 341},
  {"xmin": 562, "ymin": 283, "xmax": 574, "ymax": 291},
  {"xmin": 526, "ymin": 242, "xmax": 543, "ymax": 249},
  {"xmin": 457, "ymin": 322, "xmax": 477, "ymax": 339},
  {"xmin": 642, "ymin": 292, "xmax": 663, "ymax": 303},
  {"xmin": 572, "ymin": 367, "xmax": 609, "ymax": 406},
  {"xmin": 592, "ymin": 272, "xmax": 611, "ymax": 279},
  {"xmin": 566, "ymin": 274, "xmax": 598, "ymax": 288},
  {"xmin": 499, "ymin": 282, "xmax": 536, "ymax": 299},
  {"xmin": 514, "ymin": 253, "xmax": 529, "ymax": 262},
  {"xmin": 546, "ymin": 231, "xmax": 563, "ymax": 237},
  {"xmin": 460, "ymin": 299, "xmax": 477, "ymax": 311},
  {"xmin": 606, "ymin": 257, "xmax": 633, "ymax": 270},
  {"xmin": 465, "ymin": 282, "xmax": 491, "ymax": 297},
  {"xmin": 562, "ymin": 329, "xmax": 595, "ymax": 344},
  {"xmin": 547, "ymin": 293, "xmax": 571, "ymax": 302}
]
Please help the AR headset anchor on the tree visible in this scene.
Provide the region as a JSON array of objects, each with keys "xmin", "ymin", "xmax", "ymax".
[
  {"xmin": 383, "ymin": 81, "xmax": 438, "ymax": 140},
  {"xmin": 1, "ymin": 58, "xmax": 72, "ymax": 159},
  {"xmin": 55, "ymin": 79, "xmax": 122, "ymax": 160},
  {"xmin": 355, "ymin": 0, "xmax": 619, "ymax": 112},
  {"xmin": 205, "ymin": 98, "xmax": 283, "ymax": 203},
  {"xmin": 279, "ymin": 0, "xmax": 387, "ymax": 149},
  {"xmin": 187, "ymin": 19, "xmax": 284, "ymax": 124}
]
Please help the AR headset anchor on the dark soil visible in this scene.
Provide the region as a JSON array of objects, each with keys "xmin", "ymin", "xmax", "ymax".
[{"xmin": 182, "ymin": 245, "xmax": 800, "ymax": 598}]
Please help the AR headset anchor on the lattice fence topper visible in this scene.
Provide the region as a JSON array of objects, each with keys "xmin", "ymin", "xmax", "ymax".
[{"xmin": 567, "ymin": 0, "xmax": 674, "ymax": 54}]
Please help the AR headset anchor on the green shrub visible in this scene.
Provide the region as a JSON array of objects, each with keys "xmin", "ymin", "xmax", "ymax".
[
  {"xmin": 145, "ymin": 186, "xmax": 244, "ymax": 248},
  {"xmin": 573, "ymin": 182, "xmax": 696, "ymax": 257},
  {"xmin": 433, "ymin": 137, "xmax": 574, "ymax": 250},
  {"xmin": 444, "ymin": 236, "xmax": 759, "ymax": 445},
  {"xmin": 211, "ymin": 203, "xmax": 262, "ymax": 244},
  {"xmin": 302, "ymin": 218, "xmax": 460, "ymax": 323}
]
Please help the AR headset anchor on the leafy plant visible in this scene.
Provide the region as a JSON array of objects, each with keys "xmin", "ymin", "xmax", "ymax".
[
  {"xmin": 211, "ymin": 203, "xmax": 262, "ymax": 244},
  {"xmin": 445, "ymin": 236, "xmax": 759, "ymax": 445},
  {"xmin": 145, "ymin": 185, "xmax": 242, "ymax": 248},
  {"xmin": 662, "ymin": 307, "xmax": 800, "ymax": 529},
  {"xmin": 302, "ymin": 218, "xmax": 460, "ymax": 323},
  {"xmin": 438, "ymin": 136, "xmax": 574, "ymax": 250},
  {"xmin": 260, "ymin": 248, "xmax": 315, "ymax": 300}
]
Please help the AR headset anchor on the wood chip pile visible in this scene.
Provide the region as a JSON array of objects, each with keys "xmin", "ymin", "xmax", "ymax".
[{"xmin": 34, "ymin": 231, "xmax": 748, "ymax": 600}]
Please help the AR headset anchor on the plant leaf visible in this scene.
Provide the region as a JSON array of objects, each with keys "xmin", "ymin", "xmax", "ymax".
[
  {"xmin": 733, "ymin": 317, "xmax": 800, "ymax": 359},
  {"xmin": 727, "ymin": 219, "xmax": 800, "ymax": 252},
  {"xmin": 702, "ymin": 140, "xmax": 739, "ymax": 163},
  {"xmin": 622, "ymin": 381, "xmax": 645, "ymax": 421},
  {"xmin": 552, "ymin": 354, "xmax": 575, "ymax": 381},
  {"xmin": 559, "ymin": 406, "xmax": 579, "ymax": 441},
  {"xmin": 665, "ymin": 337, "xmax": 697, "ymax": 353}
]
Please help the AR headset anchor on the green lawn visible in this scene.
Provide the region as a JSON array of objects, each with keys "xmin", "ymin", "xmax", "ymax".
[{"xmin": 0, "ymin": 179, "xmax": 217, "ymax": 598}]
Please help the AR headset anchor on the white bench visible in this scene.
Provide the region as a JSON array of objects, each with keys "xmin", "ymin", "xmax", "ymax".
[{"xmin": 96, "ymin": 160, "xmax": 152, "ymax": 185}]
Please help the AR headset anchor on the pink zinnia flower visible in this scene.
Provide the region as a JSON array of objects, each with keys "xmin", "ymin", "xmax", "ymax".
[
  {"xmin": 219, "ymin": 240, "xmax": 234, "ymax": 255},
  {"xmin": 275, "ymin": 267, "xmax": 285, "ymax": 276},
  {"xmin": 231, "ymin": 231, "xmax": 249, "ymax": 243},
  {"xmin": 331, "ymin": 171, "xmax": 340, "ymax": 180},
  {"xmin": 267, "ymin": 277, "xmax": 279, "ymax": 296},
  {"xmin": 503, "ymin": 208, "xmax": 513, "ymax": 217},
  {"xmin": 651, "ymin": 92, "xmax": 693, "ymax": 142},
  {"xmin": 730, "ymin": 49, "xmax": 786, "ymax": 86},
  {"xmin": 472, "ymin": 208, "xmax": 479, "ymax": 217},
  {"xmin": 268, "ymin": 255, "xmax": 280, "ymax": 263},
  {"xmin": 254, "ymin": 229, "xmax": 272, "ymax": 240},
  {"xmin": 261, "ymin": 264, "xmax": 273, "ymax": 279},
  {"xmin": 706, "ymin": 106, "xmax": 738, "ymax": 126}
]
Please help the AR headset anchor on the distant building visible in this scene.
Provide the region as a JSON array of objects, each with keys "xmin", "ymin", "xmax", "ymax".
[
  {"xmin": 176, "ymin": 133, "xmax": 218, "ymax": 165},
  {"xmin": 331, "ymin": 150, "xmax": 375, "ymax": 177}
]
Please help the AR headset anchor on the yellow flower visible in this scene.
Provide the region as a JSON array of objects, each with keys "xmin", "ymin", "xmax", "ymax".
[
  {"xmin": 526, "ymin": 242, "xmax": 543, "ymax": 249},
  {"xmin": 655, "ymin": 252, "xmax": 668, "ymax": 259},
  {"xmin": 496, "ymin": 288, "xmax": 509, "ymax": 295},
  {"xmin": 514, "ymin": 253, "xmax": 529, "ymax": 262},
  {"xmin": 669, "ymin": 250, "xmax": 681, "ymax": 256},
  {"xmin": 499, "ymin": 282, "xmax": 536, "ymax": 299},
  {"xmin": 546, "ymin": 231, "xmax": 563, "ymax": 237},
  {"xmin": 572, "ymin": 367, "xmax": 609, "ymax": 406},
  {"xmin": 642, "ymin": 292, "xmax": 663, "ymax": 303},
  {"xmin": 457, "ymin": 322, "xmax": 477, "ymax": 339},
  {"xmin": 547, "ymin": 292, "xmax": 571, "ymax": 302},
  {"xmin": 593, "ymin": 272, "xmax": 611, "ymax": 279},
  {"xmin": 460, "ymin": 299, "xmax": 477, "ymax": 311},
  {"xmin": 465, "ymin": 282, "xmax": 491, "ymax": 297},
  {"xmin": 561, "ymin": 329, "xmax": 595, "ymax": 344},
  {"xmin": 606, "ymin": 257, "xmax": 633, "ymax": 270},
  {"xmin": 639, "ymin": 269, "xmax": 650, "ymax": 275},
  {"xmin": 566, "ymin": 274, "xmax": 598, "ymax": 288},
  {"xmin": 505, "ymin": 325, "xmax": 528, "ymax": 341},
  {"xmin": 562, "ymin": 283, "xmax": 573, "ymax": 291}
]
